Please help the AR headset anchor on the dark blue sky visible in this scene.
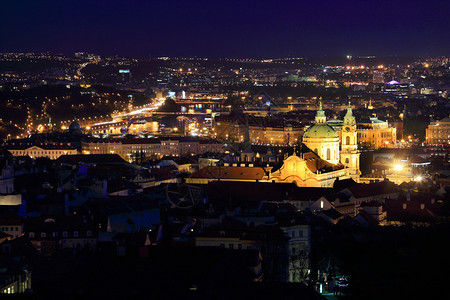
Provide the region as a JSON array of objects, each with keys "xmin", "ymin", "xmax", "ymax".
[{"xmin": 1, "ymin": 0, "xmax": 449, "ymax": 57}]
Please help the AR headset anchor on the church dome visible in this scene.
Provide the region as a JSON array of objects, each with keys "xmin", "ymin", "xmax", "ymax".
[
  {"xmin": 303, "ymin": 102, "xmax": 338, "ymax": 139},
  {"xmin": 303, "ymin": 124, "xmax": 338, "ymax": 139},
  {"xmin": 69, "ymin": 120, "xmax": 82, "ymax": 135}
]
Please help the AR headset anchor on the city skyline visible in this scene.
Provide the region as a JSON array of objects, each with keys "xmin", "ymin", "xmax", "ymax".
[
  {"xmin": 1, "ymin": 0, "xmax": 449, "ymax": 58},
  {"xmin": 0, "ymin": 1, "xmax": 449, "ymax": 297}
]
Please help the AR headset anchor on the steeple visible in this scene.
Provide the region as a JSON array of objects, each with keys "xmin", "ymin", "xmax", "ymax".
[
  {"xmin": 343, "ymin": 101, "xmax": 356, "ymax": 125},
  {"xmin": 315, "ymin": 101, "xmax": 327, "ymax": 125},
  {"xmin": 340, "ymin": 101, "xmax": 360, "ymax": 180},
  {"xmin": 346, "ymin": 101, "xmax": 353, "ymax": 116}
]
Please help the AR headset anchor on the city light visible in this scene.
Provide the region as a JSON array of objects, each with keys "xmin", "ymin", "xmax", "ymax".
[{"xmin": 394, "ymin": 164, "xmax": 403, "ymax": 171}]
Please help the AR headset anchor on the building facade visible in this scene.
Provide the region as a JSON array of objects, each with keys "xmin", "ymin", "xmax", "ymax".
[
  {"xmin": 5, "ymin": 144, "xmax": 78, "ymax": 159},
  {"xmin": 214, "ymin": 114, "xmax": 304, "ymax": 145},
  {"xmin": 356, "ymin": 117, "xmax": 397, "ymax": 149},
  {"xmin": 329, "ymin": 116, "xmax": 397, "ymax": 150},
  {"xmin": 425, "ymin": 117, "xmax": 450, "ymax": 145},
  {"xmin": 82, "ymin": 137, "xmax": 223, "ymax": 161}
]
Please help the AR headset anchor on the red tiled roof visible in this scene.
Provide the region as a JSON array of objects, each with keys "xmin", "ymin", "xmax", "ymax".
[
  {"xmin": 303, "ymin": 152, "xmax": 336, "ymax": 173},
  {"xmin": 191, "ymin": 166, "xmax": 266, "ymax": 180},
  {"xmin": 348, "ymin": 181, "xmax": 398, "ymax": 198},
  {"xmin": 384, "ymin": 198, "xmax": 442, "ymax": 222},
  {"xmin": 55, "ymin": 154, "xmax": 126, "ymax": 164}
]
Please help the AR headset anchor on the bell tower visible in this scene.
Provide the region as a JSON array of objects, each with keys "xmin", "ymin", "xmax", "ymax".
[{"xmin": 340, "ymin": 102, "xmax": 361, "ymax": 181}]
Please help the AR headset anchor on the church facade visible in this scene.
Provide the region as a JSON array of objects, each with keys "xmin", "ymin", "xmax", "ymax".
[
  {"xmin": 270, "ymin": 102, "xmax": 361, "ymax": 187},
  {"xmin": 189, "ymin": 103, "xmax": 361, "ymax": 188}
]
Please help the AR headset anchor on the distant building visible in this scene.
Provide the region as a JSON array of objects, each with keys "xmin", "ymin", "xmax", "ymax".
[
  {"xmin": 372, "ymin": 70, "xmax": 385, "ymax": 84},
  {"xmin": 425, "ymin": 117, "xmax": 450, "ymax": 145},
  {"xmin": 329, "ymin": 116, "xmax": 397, "ymax": 149},
  {"xmin": 5, "ymin": 143, "xmax": 78, "ymax": 159},
  {"xmin": 356, "ymin": 117, "xmax": 397, "ymax": 149},
  {"xmin": 214, "ymin": 114, "xmax": 304, "ymax": 145},
  {"xmin": 82, "ymin": 137, "xmax": 223, "ymax": 161}
]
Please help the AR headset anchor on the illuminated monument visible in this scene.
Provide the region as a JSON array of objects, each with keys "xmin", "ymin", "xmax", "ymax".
[
  {"xmin": 270, "ymin": 102, "xmax": 360, "ymax": 187},
  {"xmin": 190, "ymin": 103, "xmax": 361, "ymax": 188},
  {"xmin": 339, "ymin": 102, "xmax": 361, "ymax": 181}
]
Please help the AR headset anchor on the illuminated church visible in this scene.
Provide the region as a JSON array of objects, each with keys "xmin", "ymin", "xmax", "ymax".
[
  {"xmin": 270, "ymin": 103, "xmax": 361, "ymax": 187},
  {"xmin": 189, "ymin": 103, "xmax": 360, "ymax": 188}
]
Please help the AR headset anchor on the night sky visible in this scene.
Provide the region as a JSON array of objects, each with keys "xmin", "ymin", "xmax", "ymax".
[{"xmin": 1, "ymin": 0, "xmax": 449, "ymax": 58}]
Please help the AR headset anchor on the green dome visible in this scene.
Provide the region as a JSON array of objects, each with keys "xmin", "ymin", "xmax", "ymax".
[{"xmin": 303, "ymin": 124, "xmax": 338, "ymax": 139}]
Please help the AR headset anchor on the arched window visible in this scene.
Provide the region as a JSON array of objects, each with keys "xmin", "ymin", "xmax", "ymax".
[
  {"xmin": 345, "ymin": 158, "xmax": 349, "ymax": 164},
  {"xmin": 314, "ymin": 148, "xmax": 318, "ymax": 154},
  {"xmin": 346, "ymin": 136, "xmax": 350, "ymax": 145},
  {"xmin": 326, "ymin": 148, "xmax": 331, "ymax": 160}
]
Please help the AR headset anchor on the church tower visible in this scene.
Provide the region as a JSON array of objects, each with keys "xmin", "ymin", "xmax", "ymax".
[{"xmin": 340, "ymin": 102, "xmax": 361, "ymax": 181}]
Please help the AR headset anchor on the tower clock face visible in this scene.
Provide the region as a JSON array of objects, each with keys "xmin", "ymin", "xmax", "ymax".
[{"xmin": 345, "ymin": 126, "xmax": 350, "ymax": 131}]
